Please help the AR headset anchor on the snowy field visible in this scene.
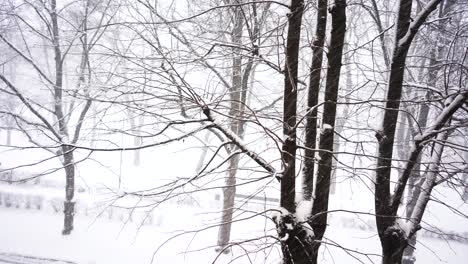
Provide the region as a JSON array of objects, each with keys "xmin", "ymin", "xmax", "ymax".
[
  {"xmin": 0, "ymin": 206, "xmax": 279, "ymax": 264},
  {"xmin": 1, "ymin": 132, "xmax": 467, "ymax": 263},
  {"xmin": 1, "ymin": 203, "xmax": 467, "ymax": 264},
  {"xmin": 0, "ymin": 252, "xmax": 76, "ymax": 264}
]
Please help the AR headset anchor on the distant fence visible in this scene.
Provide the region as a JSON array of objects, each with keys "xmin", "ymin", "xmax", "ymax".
[
  {"xmin": 0, "ymin": 185, "xmax": 157, "ymax": 226},
  {"xmin": 0, "ymin": 168, "xmax": 158, "ymax": 225},
  {"xmin": 1, "ymin": 173, "xmax": 466, "ymax": 245},
  {"xmin": 0, "ymin": 168, "xmax": 85, "ymax": 191}
]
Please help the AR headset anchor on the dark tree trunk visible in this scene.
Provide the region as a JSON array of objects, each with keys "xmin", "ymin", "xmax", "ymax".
[
  {"xmin": 374, "ymin": 0, "xmax": 443, "ymax": 262},
  {"xmin": 383, "ymin": 246, "xmax": 405, "ymax": 264},
  {"xmin": 281, "ymin": 0, "xmax": 347, "ymax": 262},
  {"xmin": 309, "ymin": 1, "xmax": 347, "ymax": 260},
  {"xmin": 280, "ymin": 220, "xmax": 315, "ymax": 264},
  {"xmin": 279, "ymin": 0, "xmax": 304, "ymax": 262},
  {"xmin": 375, "ymin": 0, "xmax": 414, "ymax": 253},
  {"xmin": 369, "ymin": 0, "xmax": 390, "ymax": 68},
  {"xmin": 302, "ymin": 0, "xmax": 328, "ymax": 201},
  {"xmin": 375, "ymin": 0, "xmax": 413, "ymax": 234},
  {"xmin": 280, "ymin": 0, "xmax": 303, "ymax": 212}
]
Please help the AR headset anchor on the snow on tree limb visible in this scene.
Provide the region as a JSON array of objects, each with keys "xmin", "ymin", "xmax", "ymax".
[
  {"xmin": 202, "ymin": 106, "xmax": 279, "ymax": 180},
  {"xmin": 407, "ymin": 130, "xmax": 449, "ymax": 236},
  {"xmin": 397, "ymin": 0, "xmax": 443, "ymax": 49},
  {"xmin": 390, "ymin": 90, "xmax": 468, "ymax": 214}
]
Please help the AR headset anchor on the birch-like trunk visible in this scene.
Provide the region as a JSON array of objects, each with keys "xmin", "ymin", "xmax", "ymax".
[
  {"xmin": 216, "ymin": 1, "xmax": 266, "ymax": 251},
  {"xmin": 127, "ymin": 109, "xmax": 143, "ymax": 166},
  {"xmin": 4, "ymin": 62, "xmax": 16, "ymax": 146},
  {"xmin": 217, "ymin": 1, "xmax": 245, "ymax": 252}
]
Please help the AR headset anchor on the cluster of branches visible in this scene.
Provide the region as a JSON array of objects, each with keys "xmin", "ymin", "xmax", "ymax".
[{"xmin": 0, "ymin": 0, "xmax": 467, "ymax": 263}]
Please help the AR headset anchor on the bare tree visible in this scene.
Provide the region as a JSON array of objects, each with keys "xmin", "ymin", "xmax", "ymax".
[
  {"xmin": 0, "ymin": 0, "xmax": 114, "ymax": 234},
  {"xmin": 371, "ymin": 1, "xmax": 468, "ymax": 263},
  {"xmin": 1, "ymin": 0, "xmax": 462, "ymax": 262},
  {"xmin": 270, "ymin": 0, "xmax": 347, "ymax": 262}
]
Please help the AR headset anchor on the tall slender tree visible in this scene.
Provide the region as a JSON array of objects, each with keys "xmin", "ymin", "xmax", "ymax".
[
  {"xmin": 302, "ymin": 0, "xmax": 328, "ymax": 201},
  {"xmin": 371, "ymin": 1, "xmax": 464, "ymax": 263},
  {"xmin": 0, "ymin": 0, "xmax": 113, "ymax": 234}
]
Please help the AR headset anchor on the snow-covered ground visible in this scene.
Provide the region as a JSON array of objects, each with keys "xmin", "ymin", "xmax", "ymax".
[
  {"xmin": 0, "ymin": 252, "xmax": 76, "ymax": 264},
  {"xmin": 1, "ymin": 131, "xmax": 467, "ymax": 263},
  {"xmin": 1, "ymin": 202, "xmax": 467, "ymax": 264},
  {"xmin": 0, "ymin": 206, "xmax": 279, "ymax": 264}
]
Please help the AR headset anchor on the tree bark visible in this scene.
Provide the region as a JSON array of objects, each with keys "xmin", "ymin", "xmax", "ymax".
[
  {"xmin": 375, "ymin": 0, "xmax": 414, "ymax": 237},
  {"xmin": 463, "ymin": 135, "xmax": 468, "ymax": 202},
  {"xmin": 402, "ymin": 41, "xmax": 435, "ymax": 264},
  {"xmin": 50, "ymin": 0, "xmax": 75, "ymax": 235},
  {"xmin": 281, "ymin": 0, "xmax": 303, "ymax": 214},
  {"xmin": 217, "ymin": 0, "xmax": 246, "ymax": 251},
  {"xmin": 374, "ymin": 0, "xmax": 444, "ymax": 261},
  {"xmin": 62, "ymin": 146, "xmax": 75, "ymax": 235},
  {"xmin": 279, "ymin": 0, "xmax": 305, "ymax": 263},
  {"xmin": 302, "ymin": 0, "xmax": 328, "ymax": 201},
  {"xmin": 403, "ymin": 4, "xmax": 456, "ymax": 260},
  {"xmin": 4, "ymin": 57, "xmax": 16, "ymax": 146},
  {"xmin": 309, "ymin": 1, "xmax": 347, "ymax": 261},
  {"xmin": 217, "ymin": 154, "xmax": 239, "ymax": 252}
]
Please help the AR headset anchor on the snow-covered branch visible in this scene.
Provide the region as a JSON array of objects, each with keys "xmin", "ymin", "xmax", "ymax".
[
  {"xmin": 397, "ymin": 0, "xmax": 443, "ymax": 48},
  {"xmin": 202, "ymin": 106, "xmax": 279, "ymax": 180},
  {"xmin": 406, "ymin": 130, "xmax": 449, "ymax": 236},
  {"xmin": 390, "ymin": 90, "xmax": 468, "ymax": 214}
]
